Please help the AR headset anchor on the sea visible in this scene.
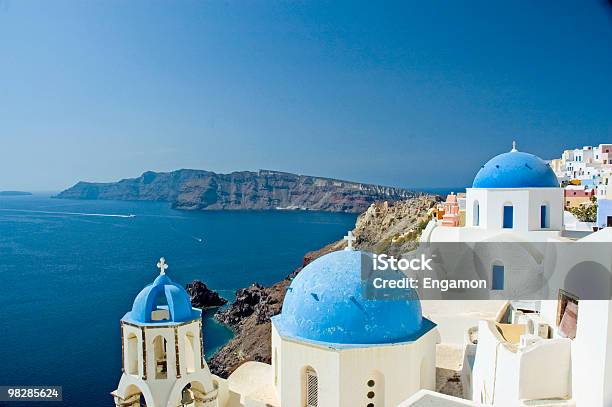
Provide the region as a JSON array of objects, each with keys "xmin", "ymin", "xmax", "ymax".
[{"xmin": 0, "ymin": 193, "xmax": 356, "ymax": 406}]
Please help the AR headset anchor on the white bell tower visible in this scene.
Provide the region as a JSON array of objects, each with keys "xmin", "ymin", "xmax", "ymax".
[{"xmin": 112, "ymin": 258, "xmax": 219, "ymax": 407}]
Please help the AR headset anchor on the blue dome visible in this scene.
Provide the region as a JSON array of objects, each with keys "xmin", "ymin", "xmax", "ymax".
[
  {"xmin": 273, "ymin": 250, "xmax": 430, "ymax": 345},
  {"xmin": 125, "ymin": 273, "xmax": 198, "ymax": 324},
  {"xmin": 473, "ymin": 150, "xmax": 559, "ymax": 188}
]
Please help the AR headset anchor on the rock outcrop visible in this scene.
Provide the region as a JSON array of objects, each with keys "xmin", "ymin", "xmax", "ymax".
[
  {"xmin": 208, "ymin": 195, "xmax": 439, "ymax": 377},
  {"xmin": 185, "ymin": 280, "xmax": 228, "ymax": 309},
  {"xmin": 56, "ymin": 169, "xmax": 420, "ymax": 213},
  {"xmin": 353, "ymin": 195, "xmax": 440, "ymax": 256}
]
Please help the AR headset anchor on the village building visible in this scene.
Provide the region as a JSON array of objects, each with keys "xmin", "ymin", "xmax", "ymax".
[{"xmin": 421, "ymin": 144, "xmax": 612, "ymax": 406}]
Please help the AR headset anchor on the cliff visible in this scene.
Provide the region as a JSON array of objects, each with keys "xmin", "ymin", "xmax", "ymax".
[
  {"xmin": 207, "ymin": 195, "xmax": 439, "ymax": 377},
  {"xmin": 56, "ymin": 169, "xmax": 419, "ymax": 213}
]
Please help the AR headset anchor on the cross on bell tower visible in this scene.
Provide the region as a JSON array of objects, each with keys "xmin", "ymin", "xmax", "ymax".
[
  {"xmin": 157, "ymin": 257, "xmax": 168, "ymax": 275},
  {"xmin": 344, "ymin": 231, "xmax": 356, "ymax": 251}
]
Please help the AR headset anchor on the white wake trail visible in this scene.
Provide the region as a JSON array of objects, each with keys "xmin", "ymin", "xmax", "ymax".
[{"xmin": 0, "ymin": 209, "xmax": 136, "ymax": 218}]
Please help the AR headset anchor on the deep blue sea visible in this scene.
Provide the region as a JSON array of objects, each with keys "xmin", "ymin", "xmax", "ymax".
[{"xmin": 0, "ymin": 194, "xmax": 356, "ymax": 406}]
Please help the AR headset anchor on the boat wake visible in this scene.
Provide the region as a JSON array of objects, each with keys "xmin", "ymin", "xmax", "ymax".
[{"xmin": 0, "ymin": 209, "xmax": 136, "ymax": 218}]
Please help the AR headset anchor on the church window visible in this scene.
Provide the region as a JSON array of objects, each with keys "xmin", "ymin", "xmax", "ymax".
[
  {"xmin": 503, "ymin": 205, "xmax": 513, "ymax": 228},
  {"xmin": 127, "ymin": 333, "xmax": 139, "ymax": 375},
  {"xmin": 305, "ymin": 368, "xmax": 318, "ymax": 407},
  {"xmin": 492, "ymin": 265, "xmax": 504, "ymax": 290},
  {"xmin": 367, "ymin": 391, "xmax": 375, "ymax": 399},
  {"xmin": 540, "ymin": 205, "xmax": 549, "ymax": 228},
  {"xmin": 473, "ymin": 201, "xmax": 480, "ymax": 226},
  {"xmin": 184, "ymin": 332, "xmax": 196, "ymax": 374},
  {"xmin": 153, "ymin": 335, "xmax": 168, "ymax": 379},
  {"xmin": 367, "ymin": 380, "xmax": 375, "ymax": 387}
]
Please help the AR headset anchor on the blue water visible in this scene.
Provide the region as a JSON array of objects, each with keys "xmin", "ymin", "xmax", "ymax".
[{"xmin": 0, "ymin": 194, "xmax": 356, "ymax": 406}]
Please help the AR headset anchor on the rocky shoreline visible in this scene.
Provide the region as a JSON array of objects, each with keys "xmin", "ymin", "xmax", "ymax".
[{"xmin": 203, "ymin": 195, "xmax": 439, "ymax": 378}]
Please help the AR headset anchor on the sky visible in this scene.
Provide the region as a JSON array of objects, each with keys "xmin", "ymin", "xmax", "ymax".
[{"xmin": 1, "ymin": 0, "xmax": 611, "ymax": 191}]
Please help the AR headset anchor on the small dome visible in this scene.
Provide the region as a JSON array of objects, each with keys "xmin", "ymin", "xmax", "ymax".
[
  {"xmin": 274, "ymin": 250, "xmax": 427, "ymax": 345},
  {"xmin": 126, "ymin": 273, "xmax": 198, "ymax": 324},
  {"xmin": 473, "ymin": 149, "xmax": 559, "ymax": 188}
]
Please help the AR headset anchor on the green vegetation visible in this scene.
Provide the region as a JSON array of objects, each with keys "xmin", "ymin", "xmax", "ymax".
[{"xmin": 569, "ymin": 196, "xmax": 598, "ymax": 223}]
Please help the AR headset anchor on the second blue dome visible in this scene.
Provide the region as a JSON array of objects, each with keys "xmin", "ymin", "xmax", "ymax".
[
  {"xmin": 472, "ymin": 150, "xmax": 559, "ymax": 188},
  {"xmin": 274, "ymin": 250, "xmax": 426, "ymax": 345}
]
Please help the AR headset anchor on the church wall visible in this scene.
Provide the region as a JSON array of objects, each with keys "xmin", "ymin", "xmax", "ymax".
[
  {"xmin": 273, "ymin": 324, "xmax": 341, "ymax": 407},
  {"xmin": 526, "ymin": 188, "xmax": 564, "ymax": 231},
  {"xmin": 273, "ymin": 324, "xmax": 437, "ymax": 407},
  {"xmin": 485, "ymin": 189, "xmax": 529, "ymax": 231},
  {"xmin": 336, "ymin": 329, "xmax": 437, "ymax": 407},
  {"xmin": 467, "ymin": 188, "xmax": 563, "ymax": 233},
  {"xmin": 466, "ymin": 188, "xmax": 487, "ymax": 228},
  {"xmin": 271, "ymin": 325, "xmax": 282, "ymax": 399}
]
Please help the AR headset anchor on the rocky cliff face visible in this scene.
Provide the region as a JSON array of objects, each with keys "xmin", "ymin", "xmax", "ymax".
[
  {"xmin": 207, "ymin": 195, "xmax": 439, "ymax": 377},
  {"xmin": 56, "ymin": 169, "xmax": 419, "ymax": 213}
]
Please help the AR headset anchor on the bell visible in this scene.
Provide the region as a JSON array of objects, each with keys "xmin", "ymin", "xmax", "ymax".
[{"xmin": 181, "ymin": 388, "xmax": 194, "ymax": 406}]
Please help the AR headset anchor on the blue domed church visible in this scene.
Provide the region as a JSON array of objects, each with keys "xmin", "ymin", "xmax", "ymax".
[
  {"xmin": 467, "ymin": 143, "xmax": 563, "ymax": 233},
  {"xmin": 270, "ymin": 249, "xmax": 439, "ymax": 407},
  {"xmin": 113, "ymin": 252, "xmax": 439, "ymax": 407},
  {"xmin": 112, "ymin": 258, "xmax": 219, "ymax": 407}
]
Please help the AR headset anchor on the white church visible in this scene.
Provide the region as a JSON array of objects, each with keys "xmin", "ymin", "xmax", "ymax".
[
  {"xmin": 419, "ymin": 144, "xmax": 612, "ymax": 406},
  {"xmin": 113, "ymin": 144, "xmax": 612, "ymax": 407}
]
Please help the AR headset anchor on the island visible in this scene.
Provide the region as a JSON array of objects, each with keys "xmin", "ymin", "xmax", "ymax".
[
  {"xmin": 56, "ymin": 169, "xmax": 420, "ymax": 213},
  {"xmin": 0, "ymin": 191, "xmax": 32, "ymax": 196}
]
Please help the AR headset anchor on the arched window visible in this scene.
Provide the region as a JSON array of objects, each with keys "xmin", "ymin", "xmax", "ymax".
[
  {"xmin": 473, "ymin": 200, "xmax": 480, "ymax": 226},
  {"xmin": 126, "ymin": 333, "xmax": 139, "ymax": 375},
  {"xmin": 151, "ymin": 293, "xmax": 170, "ymax": 321},
  {"xmin": 540, "ymin": 204, "xmax": 549, "ymax": 228},
  {"xmin": 184, "ymin": 332, "xmax": 196, "ymax": 374},
  {"xmin": 304, "ymin": 367, "xmax": 318, "ymax": 407},
  {"xmin": 492, "ymin": 264, "xmax": 504, "ymax": 290},
  {"xmin": 153, "ymin": 335, "xmax": 168, "ymax": 379},
  {"xmin": 503, "ymin": 205, "xmax": 513, "ymax": 229},
  {"xmin": 179, "ymin": 381, "xmax": 208, "ymax": 407},
  {"xmin": 120, "ymin": 385, "xmax": 148, "ymax": 407}
]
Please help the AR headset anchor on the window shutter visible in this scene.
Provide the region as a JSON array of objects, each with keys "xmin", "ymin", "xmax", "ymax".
[{"xmin": 306, "ymin": 370, "xmax": 318, "ymax": 407}]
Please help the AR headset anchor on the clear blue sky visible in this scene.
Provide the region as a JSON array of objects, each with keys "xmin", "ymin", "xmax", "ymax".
[{"xmin": 1, "ymin": 0, "xmax": 611, "ymax": 191}]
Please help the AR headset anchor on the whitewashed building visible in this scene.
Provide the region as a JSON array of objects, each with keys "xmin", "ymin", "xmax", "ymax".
[
  {"xmin": 114, "ymin": 249, "xmax": 440, "ymax": 407},
  {"xmin": 422, "ymin": 145, "xmax": 612, "ymax": 406}
]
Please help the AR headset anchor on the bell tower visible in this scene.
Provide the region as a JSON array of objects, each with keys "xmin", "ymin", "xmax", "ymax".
[{"xmin": 112, "ymin": 258, "xmax": 218, "ymax": 407}]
